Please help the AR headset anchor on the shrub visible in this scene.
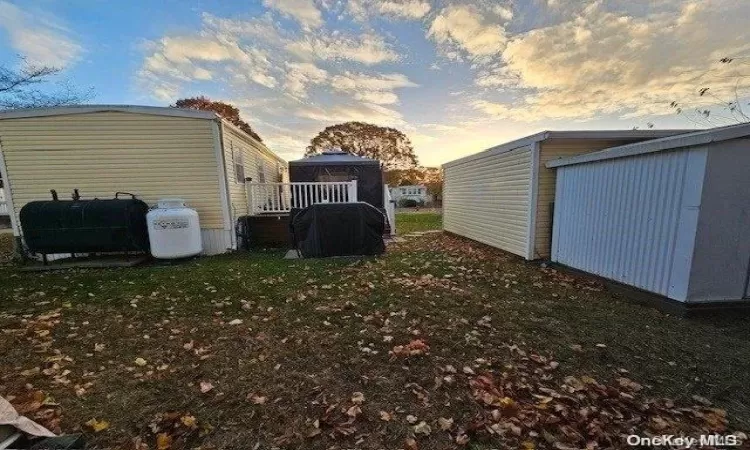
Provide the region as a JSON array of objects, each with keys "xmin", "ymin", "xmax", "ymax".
[{"xmin": 399, "ymin": 198, "xmax": 423, "ymax": 208}]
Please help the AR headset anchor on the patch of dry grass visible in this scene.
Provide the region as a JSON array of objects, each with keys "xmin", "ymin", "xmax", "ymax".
[
  {"xmin": 1, "ymin": 234, "xmax": 748, "ymax": 449},
  {"xmin": 396, "ymin": 211, "xmax": 442, "ymax": 235}
]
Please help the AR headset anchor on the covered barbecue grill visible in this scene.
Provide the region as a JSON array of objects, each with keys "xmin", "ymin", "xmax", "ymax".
[{"xmin": 290, "ymin": 203, "xmax": 385, "ymax": 258}]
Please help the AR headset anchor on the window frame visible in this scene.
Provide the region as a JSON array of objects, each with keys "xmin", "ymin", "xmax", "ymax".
[{"xmin": 231, "ymin": 141, "xmax": 245, "ymax": 183}]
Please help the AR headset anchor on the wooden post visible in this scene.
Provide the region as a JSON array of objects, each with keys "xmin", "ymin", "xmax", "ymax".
[
  {"xmin": 246, "ymin": 181, "xmax": 255, "ymax": 216},
  {"xmin": 348, "ymin": 179, "xmax": 358, "ymax": 202}
]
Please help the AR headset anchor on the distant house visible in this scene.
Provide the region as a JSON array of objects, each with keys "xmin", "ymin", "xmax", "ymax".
[
  {"xmin": 0, "ymin": 105, "xmax": 286, "ymax": 254},
  {"xmin": 390, "ymin": 185, "xmax": 432, "ymax": 205}
]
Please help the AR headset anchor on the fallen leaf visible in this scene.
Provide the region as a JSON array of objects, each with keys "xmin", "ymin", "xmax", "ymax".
[
  {"xmin": 692, "ymin": 394, "xmax": 712, "ymax": 405},
  {"xmin": 85, "ymin": 418, "xmax": 109, "ymax": 432},
  {"xmin": 390, "ymin": 339, "xmax": 430, "ymax": 357},
  {"xmin": 379, "ymin": 411, "xmax": 392, "ymax": 421},
  {"xmin": 438, "ymin": 417, "xmax": 454, "ymax": 431},
  {"xmin": 405, "ymin": 437, "xmax": 418, "ymax": 450},
  {"xmin": 134, "ymin": 357, "xmax": 147, "ymax": 367},
  {"xmin": 199, "ymin": 381, "xmax": 214, "ymax": 393},
  {"xmin": 180, "ymin": 415, "xmax": 197, "ymax": 429},
  {"xmin": 351, "ymin": 392, "xmax": 365, "ymax": 405},
  {"xmin": 227, "ymin": 319, "xmax": 243, "ymax": 325},
  {"xmin": 156, "ymin": 432, "xmax": 172, "ymax": 450},
  {"xmin": 406, "ymin": 414, "xmax": 418, "ymax": 424},
  {"xmin": 413, "ymin": 421, "xmax": 432, "ymax": 436},
  {"xmin": 247, "ymin": 393, "xmax": 267, "ymax": 404},
  {"xmin": 346, "ymin": 405, "xmax": 361, "ymax": 417},
  {"xmin": 455, "ymin": 433, "xmax": 470, "ymax": 445}
]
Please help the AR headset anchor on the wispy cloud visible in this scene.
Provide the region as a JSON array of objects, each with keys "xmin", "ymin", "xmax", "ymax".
[
  {"xmin": 347, "ymin": 0, "xmax": 431, "ymax": 21},
  {"xmin": 428, "ymin": 4, "xmax": 508, "ymax": 60},
  {"xmin": 262, "ymin": 0, "xmax": 323, "ymax": 29},
  {"xmin": 473, "ymin": 0, "xmax": 750, "ymax": 122},
  {"xmin": 0, "ymin": 1, "xmax": 82, "ymax": 67},
  {"xmin": 133, "ymin": 0, "xmax": 750, "ymax": 164}
]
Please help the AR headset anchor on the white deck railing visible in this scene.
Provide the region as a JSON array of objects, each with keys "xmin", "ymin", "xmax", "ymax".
[
  {"xmin": 246, "ymin": 180, "xmax": 358, "ymax": 215},
  {"xmin": 384, "ymin": 184, "xmax": 396, "ymax": 236},
  {"xmin": 0, "ymin": 187, "xmax": 8, "ymax": 216}
]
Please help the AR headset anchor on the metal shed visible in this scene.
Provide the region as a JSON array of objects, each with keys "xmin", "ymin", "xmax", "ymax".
[
  {"xmin": 442, "ymin": 130, "xmax": 689, "ymax": 260},
  {"xmin": 548, "ymin": 123, "xmax": 750, "ymax": 304}
]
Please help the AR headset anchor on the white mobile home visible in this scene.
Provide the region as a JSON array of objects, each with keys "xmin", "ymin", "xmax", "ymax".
[
  {"xmin": 0, "ymin": 105, "xmax": 286, "ymax": 255},
  {"xmin": 442, "ymin": 130, "xmax": 689, "ymax": 260},
  {"xmin": 549, "ymin": 123, "xmax": 750, "ymax": 304}
]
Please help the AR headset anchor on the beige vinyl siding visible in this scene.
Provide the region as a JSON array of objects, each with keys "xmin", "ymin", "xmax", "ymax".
[
  {"xmin": 221, "ymin": 122, "xmax": 287, "ymax": 220},
  {"xmin": 534, "ymin": 139, "xmax": 650, "ymax": 259},
  {"xmin": 444, "ymin": 145, "xmax": 532, "ymax": 257},
  {"xmin": 0, "ymin": 111, "xmax": 225, "ymax": 230}
]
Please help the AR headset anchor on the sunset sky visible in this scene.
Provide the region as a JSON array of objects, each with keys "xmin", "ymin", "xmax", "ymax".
[{"xmin": 1, "ymin": 0, "xmax": 748, "ymax": 166}]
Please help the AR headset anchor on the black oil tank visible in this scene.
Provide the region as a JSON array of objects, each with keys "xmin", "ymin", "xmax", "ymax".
[{"xmin": 20, "ymin": 192, "xmax": 149, "ymax": 254}]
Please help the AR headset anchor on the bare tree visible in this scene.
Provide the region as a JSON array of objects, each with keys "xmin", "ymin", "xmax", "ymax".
[
  {"xmin": 667, "ymin": 56, "xmax": 750, "ymax": 127},
  {"xmin": 0, "ymin": 57, "xmax": 92, "ymax": 109}
]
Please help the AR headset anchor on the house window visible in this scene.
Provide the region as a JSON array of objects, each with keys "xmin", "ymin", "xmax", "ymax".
[
  {"xmin": 257, "ymin": 156, "xmax": 266, "ymax": 183},
  {"xmin": 400, "ymin": 188, "xmax": 406, "ymax": 194},
  {"xmin": 232, "ymin": 142, "xmax": 245, "ymax": 183}
]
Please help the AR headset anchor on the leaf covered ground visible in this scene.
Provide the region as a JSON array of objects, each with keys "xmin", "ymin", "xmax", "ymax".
[{"xmin": 1, "ymin": 221, "xmax": 749, "ymax": 449}]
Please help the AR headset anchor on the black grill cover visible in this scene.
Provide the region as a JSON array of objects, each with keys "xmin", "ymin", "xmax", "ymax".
[{"xmin": 291, "ymin": 203, "xmax": 385, "ymax": 258}]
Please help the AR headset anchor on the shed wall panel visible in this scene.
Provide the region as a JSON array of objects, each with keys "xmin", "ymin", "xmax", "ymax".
[
  {"xmin": 443, "ymin": 146, "xmax": 531, "ymax": 257},
  {"xmin": 0, "ymin": 112, "xmax": 225, "ymax": 230},
  {"xmin": 688, "ymin": 139, "xmax": 750, "ymax": 302},
  {"xmin": 535, "ymin": 139, "xmax": 657, "ymax": 259},
  {"xmin": 551, "ymin": 148, "xmax": 707, "ymax": 301}
]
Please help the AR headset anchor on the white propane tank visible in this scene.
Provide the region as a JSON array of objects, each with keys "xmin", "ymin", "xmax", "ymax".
[{"xmin": 147, "ymin": 199, "xmax": 202, "ymax": 259}]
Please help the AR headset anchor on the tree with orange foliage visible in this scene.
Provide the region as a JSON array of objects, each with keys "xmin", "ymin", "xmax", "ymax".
[{"xmin": 172, "ymin": 96, "xmax": 263, "ymax": 142}]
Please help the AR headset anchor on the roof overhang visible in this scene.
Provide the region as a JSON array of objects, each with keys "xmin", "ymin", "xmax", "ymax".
[
  {"xmin": 0, "ymin": 105, "xmax": 219, "ymax": 121},
  {"xmin": 442, "ymin": 129, "xmax": 694, "ymax": 169},
  {"xmin": 547, "ymin": 123, "xmax": 750, "ymax": 168}
]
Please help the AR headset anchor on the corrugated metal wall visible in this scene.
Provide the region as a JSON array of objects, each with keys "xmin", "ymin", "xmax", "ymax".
[
  {"xmin": 551, "ymin": 148, "xmax": 707, "ymax": 301},
  {"xmin": 443, "ymin": 145, "xmax": 532, "ymax": 258},
  {"xmin": 534, "ymin": 139, "xmax": 654, "ymax": 259}
]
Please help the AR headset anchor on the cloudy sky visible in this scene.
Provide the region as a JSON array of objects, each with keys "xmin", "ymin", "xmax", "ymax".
[{"xmin": 1, "ymin": 0, "xmax": 748, "ymax": 166}]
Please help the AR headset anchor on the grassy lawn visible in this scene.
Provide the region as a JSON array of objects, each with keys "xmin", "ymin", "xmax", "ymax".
[
  {"xmin": 1, "ymin": 232, "xmax": 748, "ymax": 449},
  {"xmin": 395, "ymin": 210, "xmax": 442, "ymax": 234}
]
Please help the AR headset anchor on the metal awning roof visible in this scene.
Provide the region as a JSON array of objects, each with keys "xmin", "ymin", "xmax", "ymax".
[
  {"xmin": 547, "ymin": 123, "xmax": 750, "ymax": 168},
  {"xmin": 442, "ymin": 129, "xmax": 694, "ymax": 168},
  {"xmin": 289, "ymin": 150, "xmax": 380, "ymax": 166}
]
